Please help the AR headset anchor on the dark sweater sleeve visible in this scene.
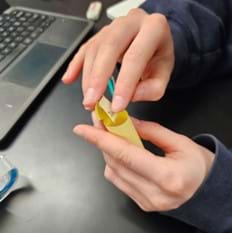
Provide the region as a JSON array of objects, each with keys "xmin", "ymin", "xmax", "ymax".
[
  {"xmin": 162, "ymin": 134, "xmax": 232, "ymax": 233},
  {"xmin": 140, "ymin": 0, "xmax": 231, "ymax": 88}
]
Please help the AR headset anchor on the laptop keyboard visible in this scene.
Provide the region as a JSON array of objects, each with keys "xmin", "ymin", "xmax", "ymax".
[{"xmin": 0, "ymin": 9, "xmax": 56, "ymax": 73}]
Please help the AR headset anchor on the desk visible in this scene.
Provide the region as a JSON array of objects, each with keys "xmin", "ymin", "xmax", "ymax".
[{"xmin": 1, "ymin": 1, "xmax": 232, "ymax": 233}]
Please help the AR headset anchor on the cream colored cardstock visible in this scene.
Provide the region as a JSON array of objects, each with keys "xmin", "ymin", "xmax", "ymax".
[{"xmin": 95, "ymin": 96, "xmax": 143, "ymax": 148}]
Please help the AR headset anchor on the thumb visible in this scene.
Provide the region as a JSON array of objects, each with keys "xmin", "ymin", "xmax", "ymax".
[{"xmin": 132, "ymin": 118, "xmax": 187, "ymax": 153}]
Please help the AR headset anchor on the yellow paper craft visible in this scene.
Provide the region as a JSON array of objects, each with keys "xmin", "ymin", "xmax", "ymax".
[{"xmin": 95, "ymin": 96, "xmax": 143, "ymax": 148}]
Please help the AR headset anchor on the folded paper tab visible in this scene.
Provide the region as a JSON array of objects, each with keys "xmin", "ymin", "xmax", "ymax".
[{"xmin": 95, "ymin": 96, "xmax": 143, "ymax": 147}]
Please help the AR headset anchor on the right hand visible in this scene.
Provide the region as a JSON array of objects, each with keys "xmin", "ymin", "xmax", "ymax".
[
  {"xmin": 62, "ymin": 9, "xmax": 175, "ymax": 112},
  {"xmin": 74, "ymin": 117, "xmax": 214, "ymax": 212}
]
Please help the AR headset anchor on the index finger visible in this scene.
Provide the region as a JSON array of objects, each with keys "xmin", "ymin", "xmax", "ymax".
[
  {"xmin": 112, "ymin": 15, "xmax": 168, "ymax": 112},
  {"xmin": 62, "ymin": 44, "xmax": 86, "ymax": 84}
]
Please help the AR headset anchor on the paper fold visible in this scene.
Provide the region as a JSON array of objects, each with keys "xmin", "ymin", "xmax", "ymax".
[{"xmin": 95, "ymin": 96, "xmax": 143, "ymax": 147}]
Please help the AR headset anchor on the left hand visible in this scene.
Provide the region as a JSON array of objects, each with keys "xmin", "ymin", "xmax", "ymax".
[{"xmin": 74, "ymin": 116, "xmax": 214, "ymax": 212}]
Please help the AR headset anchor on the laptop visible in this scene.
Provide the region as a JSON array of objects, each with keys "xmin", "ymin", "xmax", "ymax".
[{"xmin": 0, "ymin": 6, "xmax": 94, "ymax": 142}]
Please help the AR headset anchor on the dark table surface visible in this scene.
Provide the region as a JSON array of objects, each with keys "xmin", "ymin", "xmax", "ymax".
[{"xmin": 0, "ymin": 1, "xmax": 232, "ymax": 233}]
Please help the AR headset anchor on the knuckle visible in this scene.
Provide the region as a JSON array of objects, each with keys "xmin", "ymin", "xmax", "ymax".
[
  {"xmin": 112, "ymin": 16, "xmax": 126, "ymax": 25},
  {"xmin": 128, "ymin": 8, "xmax": 144, "ymax": 17},
  {"xmin": 155, "ymin": 198, "xmax": 170, "ymax": 211},
  {"xmin": 168, "ymin": 200, "xmax": 183, "ymax": 211},
  {"xmin": 180, "ymin": 134, "xmax": 192, "ymax": 144},
  {"xmin": 92, "ymin": 136, "xmax": 103, "ymax": 149},
  {"xmin": 139, "ymin": 204, "xmax": 152, "ymax": 212},
  {"xmin": 78, "ymin": 43, "xmax": 87, "ymax": 54},
  {"xmin": 176, "ymin": 134, "xmax": 192, "ymax": 148},
  {"xmin": 115, "ymin": 143, "xmax": 132, "ymax": 166},
  {"xmin": 150, "ymin": 80, "xmax": 166, "ymax": 101},
  {"xmin": 103, "ymin": 35, "xmax": 119, "ymax": 49},
  {"xmin": 164, "ymin": 174, "xmax": 186, "ymax": 195},
  {"xmin": 148, "ymin": 194, "xmax": 170, "ymax": 211},
  {"xmin": 149, "ymin": 13, "xmax": 168, "ymax": 27},
  {"xmin": 101, "ymin": 25, "xmax": 110, "ymax": 34},
  {"xmin": 104, "ymin": 166, "xmax": 114, "ymax": 181}
]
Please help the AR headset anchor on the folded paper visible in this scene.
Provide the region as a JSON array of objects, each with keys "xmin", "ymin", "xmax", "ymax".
[
  {"xmin": 0, "ymin": 155, "xmax": 30, "ymax": 202},
  {"xmin": 95, "ymin": 96, "xmax": 143, "ymax": 148}
]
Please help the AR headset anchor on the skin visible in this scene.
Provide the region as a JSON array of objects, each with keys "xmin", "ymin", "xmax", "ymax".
[
  {"xmin": 73, "ymin": 115, "xmax": 214, "ymax": 212},
  {"xmin": 62, "ymin": 9, "xmax": 174, "ymax": 112},
  {"xmin": 63, "ymin": 9, "xmax": 214, "ymax": 212}
]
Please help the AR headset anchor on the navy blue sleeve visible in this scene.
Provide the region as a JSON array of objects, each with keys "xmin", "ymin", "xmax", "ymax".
[
  {"xmin": 162, "ymin": 135, "xmax": 232, "ymax": 233},
  {"xmin": 140, "ymin": 0, "xmax": 232, "ymax": 88}
]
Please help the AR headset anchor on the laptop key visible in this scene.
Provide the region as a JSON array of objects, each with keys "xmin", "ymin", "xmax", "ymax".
[
  {"xmin": 8, "ymin": 26, "xmax": 15, "ymax": 32},
  {"xmin": 11, "ymin": 32, "xmax": 18, "ymax": 37},
  {"xmin": 19, "ymin": 17, "xmax": 27, "ymax": 22},
  {"xmin": 30, "ymin": 32, "xmax": 39, "ymax": 39},
  {"xmin": 28, "ymin": 26, "xmax": 35, "ymax": 31},
  {"xmin": 16, "ymin": 11, "xmax": 24, "ymax": 18},
  {"xmin": 4, "ymin": 38, "xmax": 12, "ymax": 44},
  {"xmin": 1, "ymin": 47, "xmax": 12, "ymax": 55},
  {"xmin": 25, "ymin": 12, "xmax": 32, "ymax": 18},
  {"xmin": 2, "ymin": 32, "xmax": 8, "ymax": 37},
  {"xmin": 23, "ymin": 38, "xmax": 33, "ymax": 45},
  {"xmin": 3, "ymin": 22, "xmax": 11, "ymax": 28},
  {"xmin": 15, "ymin": 36, "xmax": 23, "ymax": 43},
  {"xmin": 22, "ymin": 22, "xmax": 29, "ymax": 27},
  {"xmin": 17, "ymin": 27, "xmax": 24, "ymax": 32},
  {"xmin": 13, "ymin": 21, "xmax": 21, "ymax": 27},
  {"xmin": 0, "ymin": 43, "xmax": 6, "ymax": 50},
  {"xmin": 21, "ymin": 31, "xmax": 29, "ymax": 37},
  {"xmin": 9, "ymin": 42, "xmax": 17, "ymax": 49}
]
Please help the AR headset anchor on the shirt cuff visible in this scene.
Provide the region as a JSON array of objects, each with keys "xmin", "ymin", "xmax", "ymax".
[{"xmin": 163, "ymin": 134, "xmax": 232, "ymax": 233}]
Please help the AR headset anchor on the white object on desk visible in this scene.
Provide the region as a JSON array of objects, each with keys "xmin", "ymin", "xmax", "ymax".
[
  {"xmin": 86, "ymin": 1, "xmax": 103, "ymax": 21},
  {"xmin": 106, "ymin": 0, "xmax": 146, "ymax": 20}
]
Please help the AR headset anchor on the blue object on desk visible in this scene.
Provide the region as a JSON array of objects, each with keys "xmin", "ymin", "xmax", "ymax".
[{"xmin": 0, "ymin": 156, "xmax": 18, "ymax": 202}]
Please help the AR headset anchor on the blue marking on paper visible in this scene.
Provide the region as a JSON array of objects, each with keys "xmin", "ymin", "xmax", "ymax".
[{"xmin": 0, "ymin": 168, "xmax": 18, "ymax": 200}]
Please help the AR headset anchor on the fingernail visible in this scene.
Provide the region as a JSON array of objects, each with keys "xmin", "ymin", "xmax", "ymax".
[
  {"xmin": 91, "ymin": 112, "xmax": 98, "ymax": 125},
  {"xmin": 62, "ymin": 69, "xmax": 70, "ymax": 81},
  {"xmin": 84, "ymin": 106, "xmax": 92, "ymax": 111},
  {"xmin": 112, "ymin": 95, "xmax": 125, "ymax": 112},
  {"xmin": 73, "ymin": 125, "xmax": 83, "ymax": 135},
  {"xmin": 83, "ymin": 88, "xmax": 97, "ymax": 106},
  {"xmin": 61, "ymin": 71, "xmax": 67, "ymax": 81}
]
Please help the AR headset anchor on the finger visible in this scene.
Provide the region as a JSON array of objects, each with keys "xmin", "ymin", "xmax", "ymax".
[
  {"xmin": 104, "ymin": 153, "xmax": 164, "ymax": 200},
  {"xmin": 74, "ymin": 124, "xmax": 166, "ymax": 181},
  {"xmin": 105, "ymin": 158, "xmax": 183, "ymax": 212},
  {"xmin": 104, "ymin": 165, "xmax": 151, "ymax": 212},
  {"xmin": 81, "ymin": 43, "xmax": 99, "ymax": 98},
  {"xmin": 112, "ymin": 15, "xmax": 168, "ymax": 112},
  {"xmin": 91, "ymin": 111, "xmax": 105, "ymax": 130},
  {"xmin": 132, "ymin": 118, "xmax": 187, "ymax": 153},
  {"xmin": 132, "ymin": 59, "xmax": 172, "ymax": 102},
  {"xmin": 62, "ymin": 44, "xmax": 86, "ymax": 84},
  {"xmin": 83, "ymin": 14, "xmax": 144, "ymax": 109}
]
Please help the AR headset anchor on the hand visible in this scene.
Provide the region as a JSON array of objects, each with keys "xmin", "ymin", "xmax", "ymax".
[
  {"xmin": 73, "ymin": 117, "xmax": 214, "ymax": 212},
  {"xmin": 62, "ymin": 9, "xmax": 174, "ymax": 112}
]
